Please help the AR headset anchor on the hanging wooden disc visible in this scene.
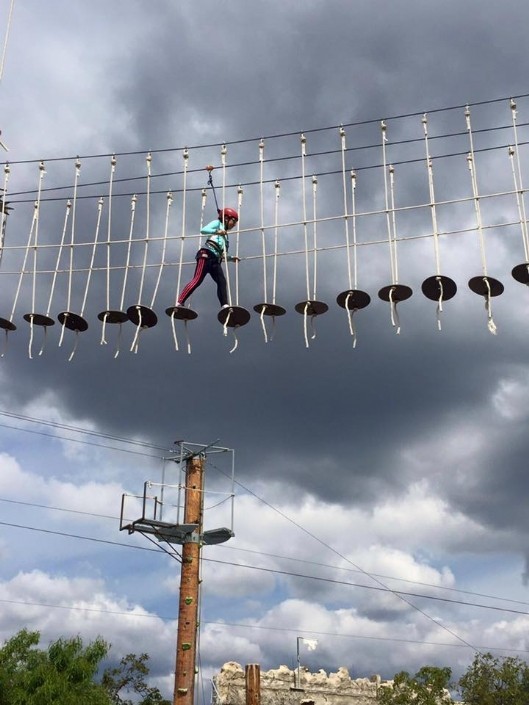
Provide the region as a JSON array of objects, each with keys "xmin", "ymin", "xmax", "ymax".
[
  {"xmin": 23, "ymin": 313, "xmax": 55, "ymax": 327},
  {"xmin": 336, "ymin": 289, "xmax": 371, "ymax": 311},
  {"xmin": 421, "ymin": 275, "xmax": 457, "ymax": 301},
  {"xmin": 97, "ymin": 309, "xmax": 128, "ymax": 324},
  {"xmin": 165, "ymin": 305, "xmax": 198, "ymax": 322},
  {"xmin": 294, "ymin": 300, "xmax": 329, "ymax": 316},
  {"xmin": 468, "ymin": 276, "xmax": 504, "ymax": 297},
  {"xmin": 58, "ymin": 311, "xmax": 88, "ymax": 332},
  {"xmin": 253, "ymin": 303, "xmax": 286, "ymax": 317},
  {"xmin": 378, "ymin": 284, "xmax": 413, "ymax": 303},
  {"xmin": 217, "ymin": 305, "xmax": 251, "ymax": 327},
  {"xmin": 512, "ymin": 262, "xmax": 529, "ymax": 285},
  {"xmin": 127, "ymin": 304, "xmax": 158, "ymax": 328},
  {"xmin": 0, "ymin": 317, "xmax": 16, "ymax": 331}
]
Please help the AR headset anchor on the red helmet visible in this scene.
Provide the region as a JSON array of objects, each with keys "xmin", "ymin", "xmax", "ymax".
[{"xmin": 219, "ymin": 207, "xmax": 238, "ymax": 223}]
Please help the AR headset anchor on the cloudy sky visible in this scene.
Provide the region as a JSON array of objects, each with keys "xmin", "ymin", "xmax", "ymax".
[{"xmin": 2, "ymin": 0, "xmax": 529, "ymax": 700}]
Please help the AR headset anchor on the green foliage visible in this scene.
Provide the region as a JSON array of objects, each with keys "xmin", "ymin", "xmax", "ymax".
[
  {"xmin": 377, "ymin": 665, "xmax": 454, "ymax": 704},
  {"xmin": 458, "ymin": 652, "xmax": 529, "ymax": 705},
  {"xmin": 101, "ymin": 652, "xmax": 171, "ymax": 705},
  {"xmin": 0, "ymin": 628, "xmax": 110, "ymax": 704},
  {"xmin": 0, "ymin": 629, "xmax": 170, "ymax": 705}
]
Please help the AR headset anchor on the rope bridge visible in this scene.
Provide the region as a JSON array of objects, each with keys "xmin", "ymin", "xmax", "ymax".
[{"xmin": 1, "ymin": 95, "xmax": 529, "ymax": 358}]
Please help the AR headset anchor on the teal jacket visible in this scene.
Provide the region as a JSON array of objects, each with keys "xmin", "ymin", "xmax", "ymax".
[{"xmin": 200, "ymin": 219, "xmax": 236, "ymax": 261}]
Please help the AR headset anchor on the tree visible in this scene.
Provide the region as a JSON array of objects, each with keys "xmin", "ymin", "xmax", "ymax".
[
  {"xmin": 458, "ymin": 652, "xmax": 529, "ymax": 704},
  {"xmin": 101, "ymin": 652, "xmax": 171, "ymax": 705},
  {"xmin": 377, "ymin": 665, "xmax": 454, "ymax": 704},
  {"xmin": 0, "ymin": 629, "xmax": 170, "ymax": 705},
  {"xmin": 0, "ymin": 628, "xmax": 110, "ymax": 705}
]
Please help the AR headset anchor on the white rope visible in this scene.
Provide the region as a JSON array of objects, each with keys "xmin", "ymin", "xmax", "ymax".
[
  {"xmin": 311, "ymin": 175, "xmax": 318, "ymax": 299},
  {"xmin": 80, "ymin": 197, "xmax": 104, "ymax": 317},
  {"xmin": 345, "ymin": 291, "xmax": 357, "ymax": 348},
  {"xmin": 151, "ymin": 191, "xmax": 173, "ymax": 308},
  {"xmin": 104, "ymin": 155, "xmax": 116, "ymax": 316},
  {"xmin": 300, "ymin": 134, "xmax": 310, "ymax": 300},
  {"xmin": 175, "ymin": 148, "xmax": 189, "ymax": 299},
  {"xmin": 170, "ymin": 313, "xmax": 179, "ymax": 352},
  {"xmin": 118, "ymin": 194, "xmax": 137, "ymax": 311},
  {"xmin": 389, "ymin": 286, "xmax": 401, "ymax": 335},
  {"xmin": 136, "ymin": 152, "xmax": 152, "ymax": 305},
  {"xmin": 340, "ymin": 127, "xmax": 353, "ymax": 290},
  {"xmin": 220, "ymin": 144, "xmax": 235, "ymax": 308},
  {"xmin": 259, "ymin": 139, "xmax": 267, "ymax": 303},
  {"xmin": 272, "ymin": 180, "xmax": 281, "ymax": 305},
  {"xmin": 422, "ymin": 115, "xmax": 442, "ymax": 276},
  {"xmin": 11, "ymin": 203, "xmax": 37, "ymax": 323},
  {"xmin": 381, "ymin": 122, "xmax": 396, "ymax": 284},
  {"xmin": 484, "ymin": 276, "xmax": 497, "ymax": 335},
  {"xmin": 59, "ymin": 158, "xmax": 81, "ymax": 348},
  {"xmin": 509, "ymin": 99, "xmax": 529, "ymax": 261},
  {"xmin": 234, "ymin": 185, "xmax": 243, "ymax": 306},
  {"xmin": 0, "ymin": 163, "xmax": 11, "ymax": 266},
  {"xmin": 30, "ymin": 163, "xmax": 46, "ymax": 319},
  {"xmin": 466, "ymin": 107, "xmax": 488, "ymax": 276},
  {"xmin": 351, "ymin": 170, "xmax": 358, "ymax": 289},
  {"xmin": 46, "ymin": 200, "xmax": 71, "ymax": 319},
  {"xmin": 0, "ymin": 0, "xmax": 16, "ymax": 82},
  {"xmin": 436, "ymin": 278, "xmax": 444, "ymax": 332}
]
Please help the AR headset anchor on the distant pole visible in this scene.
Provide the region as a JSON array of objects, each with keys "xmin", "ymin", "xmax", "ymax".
[
  {"xmin": 245, "ymin": 664, "xmax": 261, "ymax": 705},
  {"xmin": 173, "ymin": 454, "xmax": 205, "ymax": 705}
]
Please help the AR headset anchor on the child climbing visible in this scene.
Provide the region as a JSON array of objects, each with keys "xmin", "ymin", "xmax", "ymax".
[{"xmin": 177, "ymin": 208, "xmax": 240, "ymax": 309}]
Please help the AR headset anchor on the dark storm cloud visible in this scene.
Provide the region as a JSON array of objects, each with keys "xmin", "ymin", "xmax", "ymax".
[{"xmin": 4, "ymin": 0, "xmax": 529, "ymax": 559}]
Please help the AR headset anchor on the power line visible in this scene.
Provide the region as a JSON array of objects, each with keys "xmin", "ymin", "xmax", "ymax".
[
  {"xmin": 2, "ymin": 91, "xmax": 529, "ymax": 167},
  {"xmin": 2, "ymin": 496, "xmax": 528, "ymax": 612},
  {"xmin": 2, "ymin": 519, "xmax": 529, "ymax": 618}
]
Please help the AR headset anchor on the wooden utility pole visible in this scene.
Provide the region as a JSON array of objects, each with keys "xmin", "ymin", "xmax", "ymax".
[
  {"xmin": 245, "ymin": 664, "xmax": 261, "ymax": 705},
  {"xmin": 173, "ymin": 454, "xmax": 205, "ymax": 705}
]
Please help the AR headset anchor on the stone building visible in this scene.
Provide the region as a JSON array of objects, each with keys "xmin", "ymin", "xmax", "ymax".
[{"xmin": 212, "ymin": 662, "xmax": 390, "ymax": 705}]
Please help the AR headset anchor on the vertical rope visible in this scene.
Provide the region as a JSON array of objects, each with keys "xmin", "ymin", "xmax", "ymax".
[
  {"xmin": 300, "ymin": 134, "xmax": 310, "ymax": 301},
  {"xmin": 381, "ymin": 122, "xmax": 397, "ymax": 285},
  {"xmin": 272, "ymin": 180, "xmax": 280, "ymax": 305},
  {"xmin": 509, "ymin": 99, "xmax": 529, "ymax": 261},
  {"xmin": 258, "ymin": 139, "xmax": 267, "ymax": 303},
  {"xmin": 220, "ymin": 144, "xmax": 234, "ymax": 307},
  {"xmin": 151, "ymin": 191, "xmax": 173, "ymax": 308},
  {"xmin": 311, "ymin": 175, "xmax": 318, "ymax": 300},
  {"xmin": 11, "ymin": 203, "xmax": 37, "ymax": 323},
  {"xmin": 118, "ymin": 194, "xmax": 137, "ymax": 312},
  {"xmin": 46, "ymin": 199, "xmax": 71, "ymax": 319},
  {"xmin": 340, "ymin": 126, "xmax": 353, "ymax": 291},
  {"xmin": 136, "ymin": 153, "xmax": 151, "ymax": 305},
  {"xmin": 175, "ymin": 148, "xmax": 189, "ymax": 298},
  {"xmin": 351, "ymin": 170, "xmax": 358, "ymax": 289},
  {"xmin": 59, "ymin": 158, "xmax": 81, "ymax": 347},
  {"xmin": 105, "ymin": 155, "xmax": 116, "ymax": 313},
  {"xmin": 422, "ymin": 115, "xmax": 442, "ymax": 276},
  {"xmin": 80, "ymin": 197, "xmax": 104, "ymax": 317},
  {"xmin": 0, "ymin": 163, "xmax": 10, "ymax": 266},
  {"xmin": 235, "ymin": 185, "xmax": 243, "ymax": 306},
  {"xmin": 30, "ymin": 162, "xmax": 46, "ymax": 318},
  {"xmin": 466, "ymin": 105, "xmax": 496, "ymax": 335}
]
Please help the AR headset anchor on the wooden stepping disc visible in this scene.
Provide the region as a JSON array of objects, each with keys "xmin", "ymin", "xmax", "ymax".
[
  {"xmin": 127, "ymin": 305, "xmax": 158, "ymax": 328},
  {"xmin": 294, "ymin": 300, "xmax": 329, "ymax": 316},
  {"xmin": 253, "ymin": 303, "xmax": 286, "ymax": 317},
  {"xmin": 0, "ymin": 317, "xmax": 16, "ymax": 331},
  {"xmin": 165, "ymin": 305, "xmax": 198, "ymax": 321},
  {"xmin": 336, "ymin": 289, "xmax": 371, "ymax": 310},
  {"xmin": 512, "ymin": 262, "xmax": 529, "ymax": 285},
  {"xmin": 468, "ymin": 276, "xmax": 504, "ymax": 297},
  {"xmin": 98, "ymin": 309, "xmax": 128, "ymax": 324},
  {"xmin": 378, "ymin": 284, "xmax": 413, "ymax": 303},
  {"xmin": 58, "ymin": 311, "xmax": 88, "ymax": 332},
  {"xmin": 23, "ymin": 313, "xmax": 55, "ymax": 327},
  {"xmin": 421, "ymin": 275, "xmax": 457, "ymax": 302},
  {"xmin": 217, "ymin": 305, "xmax": 250, "ymax": 327}
]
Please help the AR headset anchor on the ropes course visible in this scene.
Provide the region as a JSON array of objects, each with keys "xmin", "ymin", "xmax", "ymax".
[{"xmin": 2, "ymin": 95, "xmax": 529, "ymax": 358}]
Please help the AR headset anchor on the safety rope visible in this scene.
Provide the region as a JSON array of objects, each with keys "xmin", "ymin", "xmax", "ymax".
[
  {"xmin": 340, "ymin": 127, "xmax": 353, "ymax": 290},
  {"xmin": 423, "ymin": 114, "xmax": 444, "ymax": 330},
  {"xmin": 466, "ymin": 106, "xmax": 497, "ymax": 335},
  {"xmin": 259, "ymin": 139, "xmax": 267, "ymax": 303},
  {"xmin": 46, "ymin": 199, "xmax": 71, "ymax": 324},
  {"xmin": 26, "ymin": 163, "xmax": 46, "ymax": 358},
  {"xmin": 100, "ymin": 155, "xmax": 116, "ymax": 346},
  {"xmin": 59, "ymin": 158, "xmax": 81, "ymax": 348},
  {"xmin": 0, "ymin": 163, "xmax": 10, "ymax": 266},
  {"xmin": 509, "ymin": 99, "xmax": 529, "ymax": 261}
]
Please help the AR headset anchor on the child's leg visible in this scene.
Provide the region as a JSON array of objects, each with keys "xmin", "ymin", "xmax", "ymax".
[
  {"xmin": 178, "ymin": 250, "xmax": 209, "ymax": 304},
  {"xmin": 209, "ymin": 260, "xmax": 228, "ymax": 306}
]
